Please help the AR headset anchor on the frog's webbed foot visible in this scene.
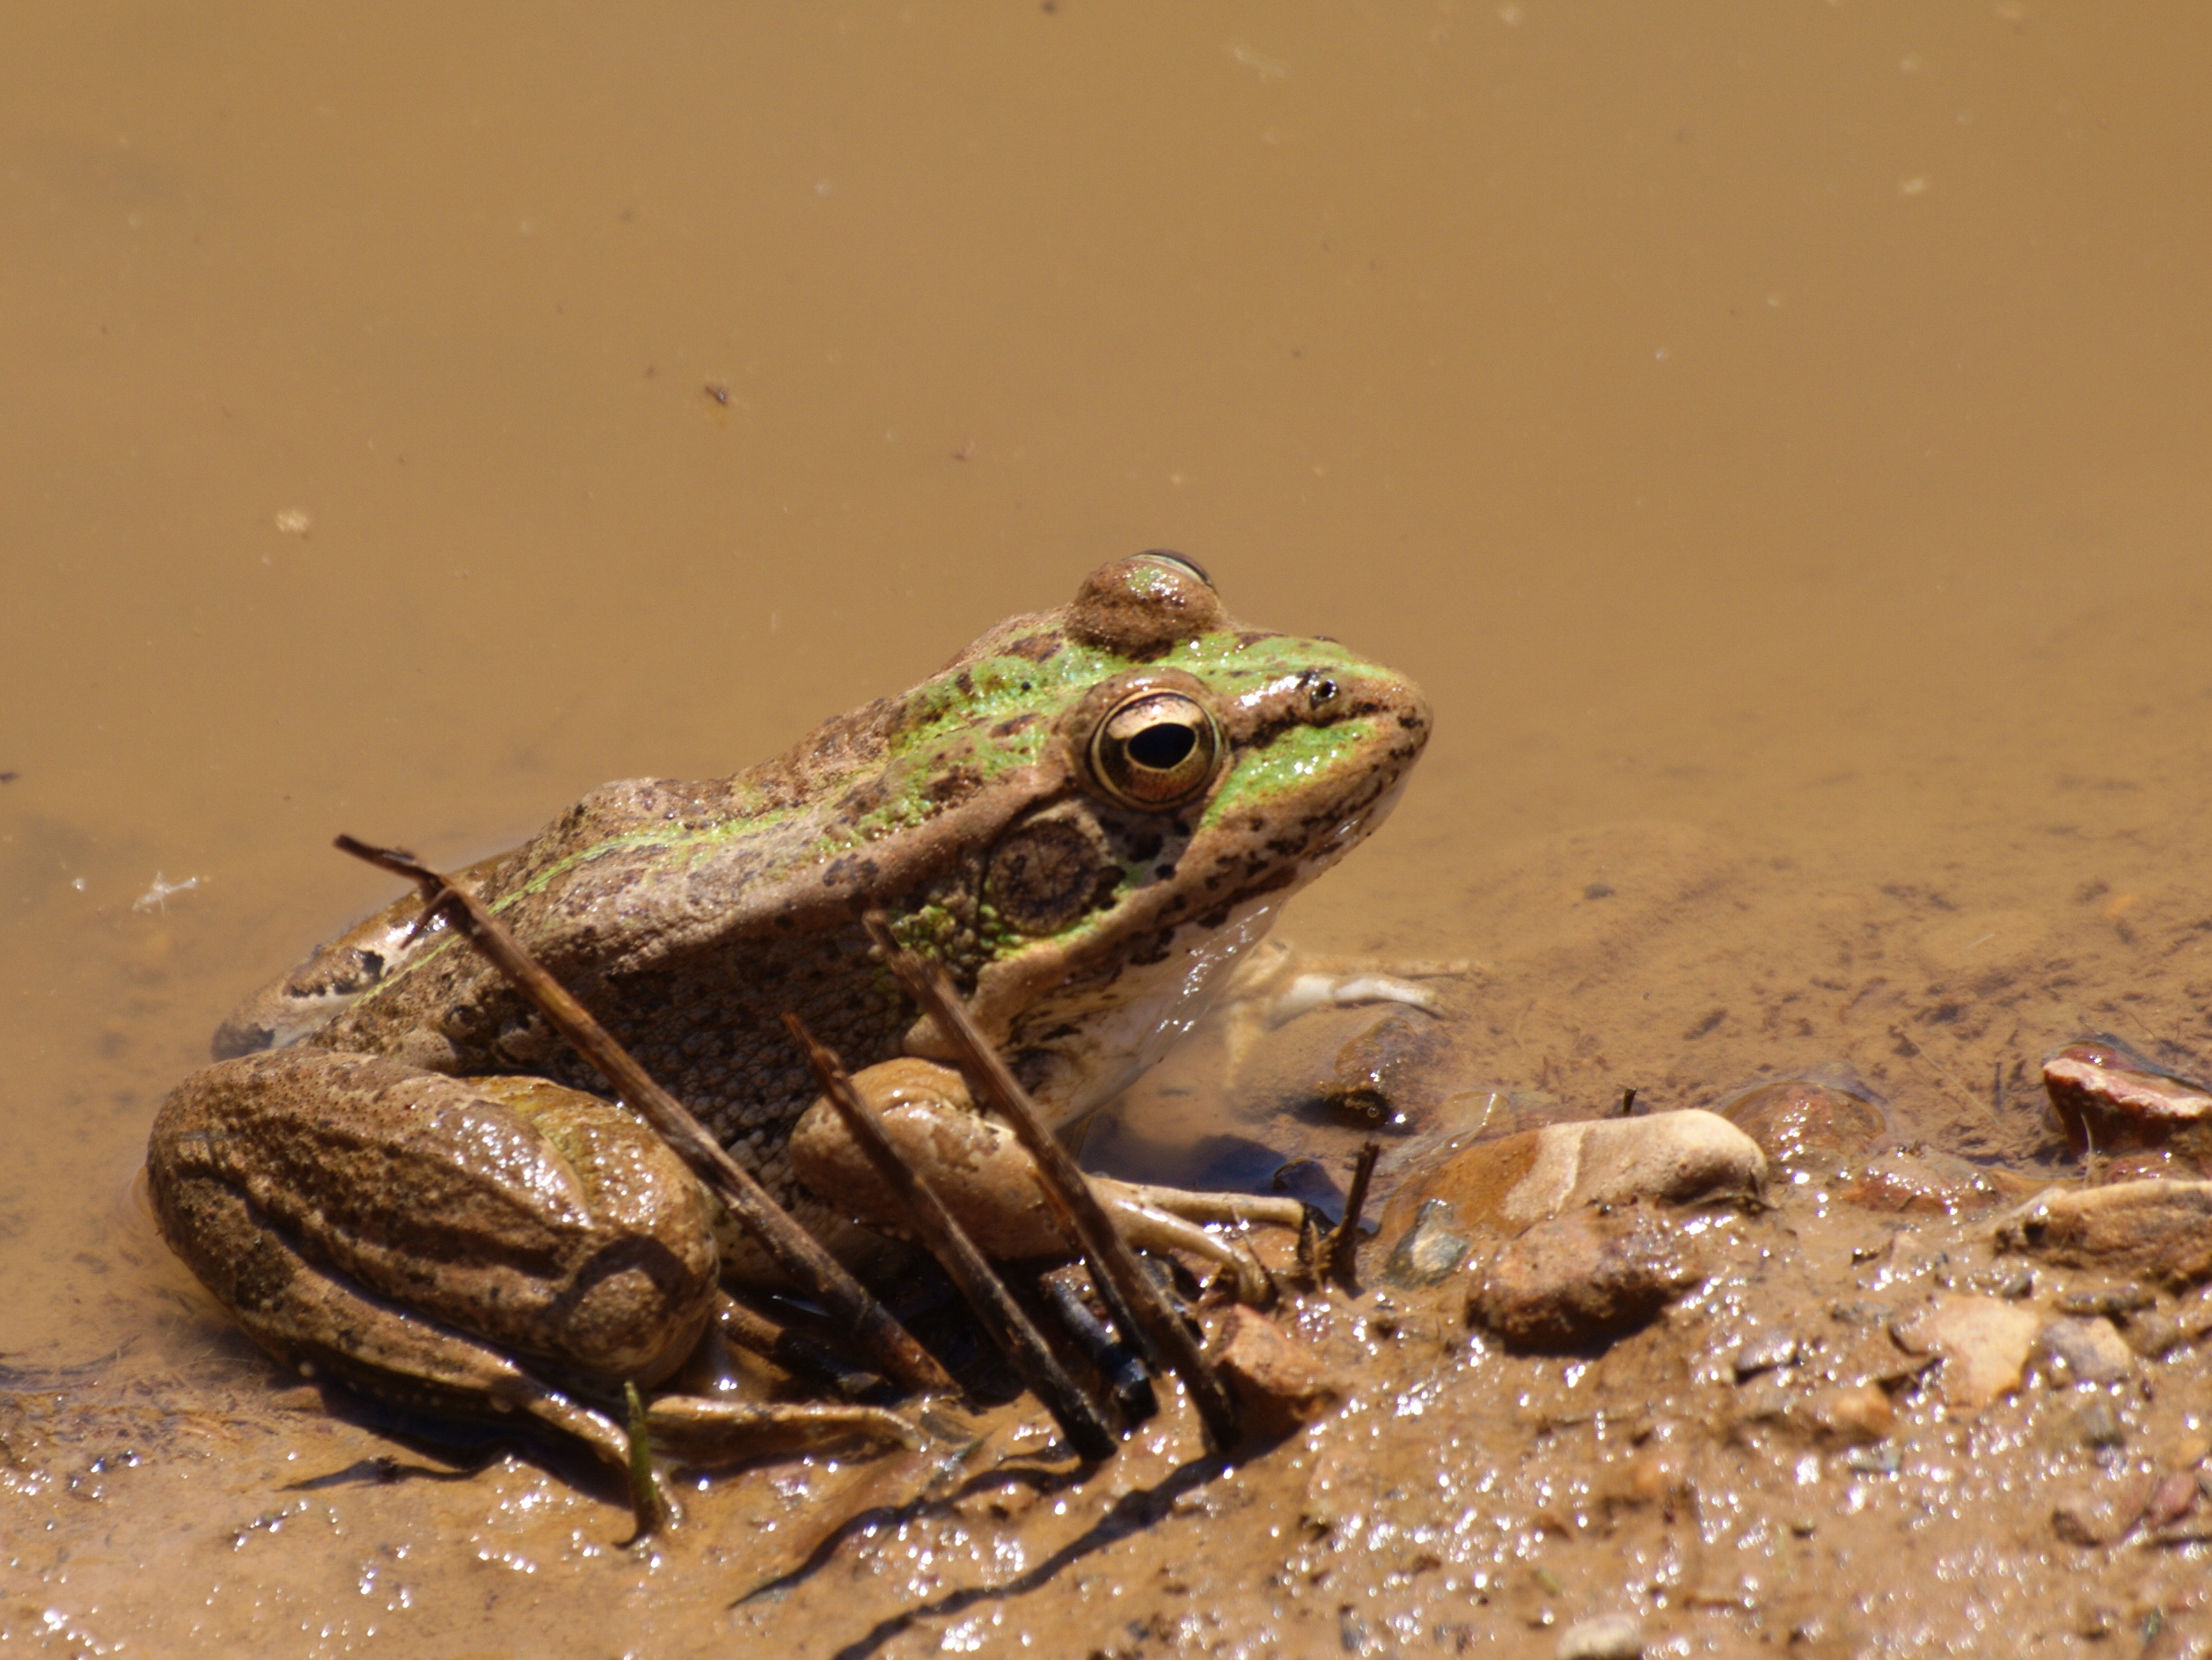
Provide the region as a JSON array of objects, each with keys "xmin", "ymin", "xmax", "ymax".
[{"xmin": 787, "ymin": 1058, "xmax": 1299, "ymax": 1305}]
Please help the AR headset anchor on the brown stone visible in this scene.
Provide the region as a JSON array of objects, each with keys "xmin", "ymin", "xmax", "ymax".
[
  {"xmin": 2051, "ymin": 1481, "xmax": 2150, "ymax": 1547},
  {"xmin": 1470, "ymin": 1203, "xmax": 1699, "ymax": 1351},
  {"xmin": 1208, "ymin": 1305, "xmax": 1337, "ymax": 1440},
  {"xmin": 1995, "ymin": 1180, "xmax": 2212, "ymax": 1287},
  {"xmin": 1317, "ymin": 1013, "xmax": 1443, "ymax": 1127},
  {"xmin": 1808, "ymin": 1382, "xmax": 1895, "ymax": 1446},
  {"xmin": 1720, "ymin": 1079, "xmax": 1887, "ymax": 1171}
]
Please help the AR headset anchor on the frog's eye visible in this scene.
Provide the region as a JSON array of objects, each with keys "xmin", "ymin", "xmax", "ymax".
[{"xmin": 1088, "ymin": 690, "xmax": 1222, "ymax": 811}]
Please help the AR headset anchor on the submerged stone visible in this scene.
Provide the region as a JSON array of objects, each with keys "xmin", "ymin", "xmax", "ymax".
[
  {"xmin": 1835, "ymin": 1148, "xmax": 2041, "ymax": 1218},
  {"xmin": 2034, "ymin": 1315, "xmax": 2136, "ymax": 1386},
  {"xmin": 1889, "ymin": 1293, "xmax": 2043, "ymax": 1415},
  {"xmin": 1720, "ymin": 1079, "xmax": 1887, "ymax": 1172},
  {"xmin": 1381, "ymin": 1197, "xmax": 1473, "ymax": 1288},
  {"xmin": 1316, "ymin": 1013, "xmax": 1442, "ymax": 1127}
]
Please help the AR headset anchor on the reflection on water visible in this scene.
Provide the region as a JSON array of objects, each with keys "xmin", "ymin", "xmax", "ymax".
[{"xmin": 6, "ymin": 2, "xmax": 2212, "ymax": 1652}]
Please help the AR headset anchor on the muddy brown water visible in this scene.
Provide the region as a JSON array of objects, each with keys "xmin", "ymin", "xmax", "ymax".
[{"xmin": 8, "ymin": 4, "xmax": 2212, "ymax": 1654}]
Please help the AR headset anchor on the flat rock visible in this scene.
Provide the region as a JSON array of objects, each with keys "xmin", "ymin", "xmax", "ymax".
[
  {"xmin": 1471, "ymin": 1203, "xmax": 1698, "ymax": 1352},
  {"xmin": 2043, "ymin": 1038, "xmax": 2212, "ymax": 1164},
  {"xmin": 1890, "ymin": 1294, "xmax": 2043, "ymax": 1415},
  {"xmin": 1995, "ymin": 1180, "xmax": 2212, "ymax": 1287},
  {"xmin": 1379, "ymin": 1110, "xmax": 1765, "ymax": 1241}
]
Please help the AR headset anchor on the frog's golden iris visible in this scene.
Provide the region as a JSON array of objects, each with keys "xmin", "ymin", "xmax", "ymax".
[{"xmin": 1088, "ymin": 686, "xmax": 1221, "ymax": 811}]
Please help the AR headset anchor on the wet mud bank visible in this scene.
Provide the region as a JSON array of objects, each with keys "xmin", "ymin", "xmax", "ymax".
[{"xmin": 13, "ymin": 819, "xmax": 2212, "ymax": 1657}]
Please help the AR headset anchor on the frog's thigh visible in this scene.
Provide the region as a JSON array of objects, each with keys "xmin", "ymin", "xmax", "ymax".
[
  {"xmin": 147, "ymin": 1050, "xmax": 720, "ymax": 1388},
  {"xmin": 152, "ymin": 1159, "xmax": 630, "ymax": 1466}
]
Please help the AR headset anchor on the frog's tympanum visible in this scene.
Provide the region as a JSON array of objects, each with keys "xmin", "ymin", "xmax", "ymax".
[{"xmin": 146, "ymin": 554, "xmax": 1430, "ymax": 1456}]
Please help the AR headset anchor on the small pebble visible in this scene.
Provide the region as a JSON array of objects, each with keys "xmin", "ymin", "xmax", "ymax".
[
  {"xmin": 1381, "ymin": 1197, "xmax": 1472, "ymax": 1288},
  {"xmin": 2073, "ymin": 1396, "xmax": 2127, "ymax": 1450},
  {"xmin": 1731, "ymin": 1333, "xmax": 1801, "ymax": 1379},
  {"xmin": 2035, "ymin": 1316, "xmax": 2135, "ymax": 1386},
  {"xmin": 1556, "ymin": 1612, "xmax": 1644, "ymax": 1660}
]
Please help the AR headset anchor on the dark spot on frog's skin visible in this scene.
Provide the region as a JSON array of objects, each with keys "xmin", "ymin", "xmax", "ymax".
[
  {"xmin": 926, "ymin": 765, "xmax": 983, "ymax": 806},
  {"xmin": 991, "ymin": 713, "xmax": 1042, "ymax": 737},
  {"xmin": 1005, "ymin": 633, "xmax": 1062, "ymax": 664},
  {"xmin": 821, "ymin": 855, "xmax": 880, "ymax": 889},
  {"xmin": 956, "ymin": 670, "xmax": 975, "ymax": 697},
  {"xmin": 1154, "ymin": 865, "xmax": 1176, "ymax": 880}
]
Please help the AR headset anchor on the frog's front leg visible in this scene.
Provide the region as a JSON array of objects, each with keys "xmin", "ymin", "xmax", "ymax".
[
  {"xmin": 787, "ymin": 1059, "xmax": 1304, "ymax": 1303},
  {"xmin": 146, "ymin": 1051, "xmax": 911, "ymax": 1479}
]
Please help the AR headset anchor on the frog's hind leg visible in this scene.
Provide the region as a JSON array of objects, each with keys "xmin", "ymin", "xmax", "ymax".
[{"xmin": 153, "ymin": 1153, "xmax": 638, "ymax": 1471}]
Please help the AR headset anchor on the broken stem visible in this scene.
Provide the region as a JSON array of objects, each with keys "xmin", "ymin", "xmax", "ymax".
[
  {"xmin": 785, "ymin": 1013, "xmax": 1119, "ymax": 1462},
  {"xmin": 331, "ymin": 835, "xmax": 952, "ymax": 1398},
  {"xmin": 1320, "ymin": 1141, "xmax": 1381, "ymax": 1291}
]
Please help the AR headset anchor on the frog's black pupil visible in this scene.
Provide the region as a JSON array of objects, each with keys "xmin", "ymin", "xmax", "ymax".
[{"xmin": 1127, "ymin": 723, "xmax": 1198, "ymax": 771}]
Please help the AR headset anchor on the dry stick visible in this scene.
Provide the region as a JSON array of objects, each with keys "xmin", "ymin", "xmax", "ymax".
[
  {"xmin": 783, "ymin": 1014, "xmax": 1119, "ymax": 1462},
  {"xmin": 331, "ymin": 836, "xmax": 952, "ymax": 1397},
  {"xmin": 861, "ymin": 913, "xmax": 1243, "ymax": 1451}
]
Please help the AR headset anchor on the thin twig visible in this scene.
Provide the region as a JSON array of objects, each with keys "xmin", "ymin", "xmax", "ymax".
[
  {"xmin": 714, "ymin": 1295, "xmax": 883, "ymax": 1400},
  {"xmin": 861, "ymin": 912, "xmax": 1244, "ymax": 1451},
  {"xmin": 783, "ymin": 1014, "xmax": 1119, "ymax": 1461},
  {"xmin": 331, "ymin": 835, "xmax": 951, "ymax": 1397}
]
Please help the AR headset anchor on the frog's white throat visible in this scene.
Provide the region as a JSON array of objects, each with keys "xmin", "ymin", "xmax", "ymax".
[{"xmin": 1013, "ymin": 890, "xmax": 1285, "ymax": 1130}]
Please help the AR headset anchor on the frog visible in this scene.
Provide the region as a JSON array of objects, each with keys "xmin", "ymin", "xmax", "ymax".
[{"xmin": 145, "ymin": 553, "xmax": 1432, "ymax": 1468}]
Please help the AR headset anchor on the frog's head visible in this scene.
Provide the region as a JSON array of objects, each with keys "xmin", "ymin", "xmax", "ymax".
[{"xmin": 875, "ymin": 552, "xmax": 1431, "ymax": 1125}]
